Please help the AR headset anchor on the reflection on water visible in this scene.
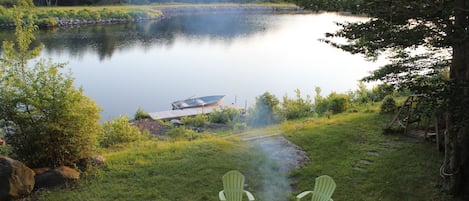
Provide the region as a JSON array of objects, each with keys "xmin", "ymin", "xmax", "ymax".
[
  {"xmin": 34, "ymin": 12, "xmax": 273, "ymax": 61},
  {"xmin": 0, "ymin": 12, "xmax": 385, "ymax": 120}
]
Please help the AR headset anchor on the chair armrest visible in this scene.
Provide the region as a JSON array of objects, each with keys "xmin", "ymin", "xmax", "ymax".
[
  {"xmin": 296, "ymin": 191, "xmax": 313, "ymax": 201},
  {"xmin": 244, "ymin": 190, "xmax": 255, "ymax": 201},
  {"xmin": 219, "ymin": 191, "xmax": 226, "ymax": 201}
]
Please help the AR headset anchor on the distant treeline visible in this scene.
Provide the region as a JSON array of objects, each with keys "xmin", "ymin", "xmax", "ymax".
[
  {"xmin": 1, "ymin": 0, "xmax": 362, "ymax": 12},
  {"xmin": 0, "ymin": 0, "xmax": 285, "ymax": 6},
  {"xmin": 287, "ymin": 0, "xmax": 363, "ymax": 12}
]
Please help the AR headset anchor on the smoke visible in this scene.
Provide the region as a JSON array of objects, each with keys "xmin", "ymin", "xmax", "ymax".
[{"xmin": 249, "ymin": 137, "xmax": 310, "ymax": 201}]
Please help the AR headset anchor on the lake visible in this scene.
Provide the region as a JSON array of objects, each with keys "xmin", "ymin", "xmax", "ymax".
[{"xmin": 7, "ymin": 11, "xmax": 386, "ymax": 120}]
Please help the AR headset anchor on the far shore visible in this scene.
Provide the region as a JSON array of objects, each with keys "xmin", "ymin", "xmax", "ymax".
[{"xmin": 0, "ymin": 3, "xmax": 303, "ymax": 28}]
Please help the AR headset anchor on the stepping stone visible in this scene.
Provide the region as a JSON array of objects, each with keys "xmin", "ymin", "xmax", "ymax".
[
  {"xmin": 366, "ymin": 151, "xmax": 380, "ymax": 156},
  {"xmin": 358, "ymin": 159, "xmax": 373, "ymax": 165},
  {"xmin": 353, "ymin": 167, "xmax": 366, "ymax": 171}
]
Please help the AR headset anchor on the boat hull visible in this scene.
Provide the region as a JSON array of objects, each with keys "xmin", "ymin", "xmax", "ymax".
[{"xmin": 171, "ymin": 95, "xmax": 225, "ymax": 110}]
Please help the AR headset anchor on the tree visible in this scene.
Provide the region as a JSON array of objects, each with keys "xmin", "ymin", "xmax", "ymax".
[
  {"xmin": 247, "ymin": 92, "xmax": 281, "ymax": 127},
  {"xmin": 0, "ymin": 2, "xmax": 102, "ymax": 168},
  {"xmin": 323, "ymin": 0, "xmax": 469, "ymax": 198}
]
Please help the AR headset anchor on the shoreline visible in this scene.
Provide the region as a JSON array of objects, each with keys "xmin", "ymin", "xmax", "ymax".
[{"xmin": 0, "ymin": 3, "xmax": 302, "ymax": 29}]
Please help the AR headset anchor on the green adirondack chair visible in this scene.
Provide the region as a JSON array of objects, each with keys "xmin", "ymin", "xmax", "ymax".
[
  {"xmin": 296, "ymin": 175, "xmax": 336, "ymax": 201},
  {"xmin": 219, "ymin": 170, "xmax": 255, "ymax": 201}
]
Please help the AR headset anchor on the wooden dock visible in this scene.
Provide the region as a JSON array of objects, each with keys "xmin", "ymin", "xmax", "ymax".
[{"xmin": 149, "ymin": 105, "xmax": 224, "ymax": 120}]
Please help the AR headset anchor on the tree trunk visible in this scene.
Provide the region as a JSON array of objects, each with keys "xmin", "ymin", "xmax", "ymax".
[{"xmin": 444, "ymin": 0, "xmax": 469, "ymax": 199}]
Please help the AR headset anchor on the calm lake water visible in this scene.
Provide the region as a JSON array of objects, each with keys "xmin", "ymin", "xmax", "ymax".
[{"xmin": 7, "ymin": 12, "xmax": 386, "ymax": 120}]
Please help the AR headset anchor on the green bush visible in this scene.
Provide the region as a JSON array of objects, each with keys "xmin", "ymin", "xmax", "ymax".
[
  {"xmin": 100, "ymin": 116, "xmax": 143, "ymax": 147},
  {"xmin": 134, "ymin": 107, "xmax": 151, "ymax": 120},
  {"xmin": 328, "ymin": 93, "xmax": 350, "ymax": 114},
  {"xmin": 209, "ymin": 106, "xmax": 243, "ymax": 124},
  {"xmin": 281, "ymin": 89, "xmax": 313, "ymax": 120},
  {"xmin": 0, "ymin": 8, "xmax": 103, "ymax": 168},
  {"xmin": 247, "ymin": 92, "xmax": 282, "ymax": 127},
  {"xmin": 0, "ymin": 144, "xmax": 12, "ymax": 156},
  {"xmin": 380, "ymin": 95, "xmax": 397, "ymax": 114},
  {"xmin": 48, "ymin": 10, "xmax": 66, "ymax": 19},
  {"xmin": 77, "ymin": 9, "xmax": 92, "ymax": 20},
  {"xmin": 182, "ymin": 114, "xmax": 208, "ymax": 128},
  {"xmin": 314, "ymin": 91, "xmax": 350, "ymax": 115},
  {"xmin": 35, "ymin": 17, "xmax": 57, "ymax": 27}
]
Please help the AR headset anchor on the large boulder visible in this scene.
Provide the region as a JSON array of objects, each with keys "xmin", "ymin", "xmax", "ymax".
[
  {"xmin": 34, "ymin": 166, "xmax": 79, "ymax": 189},
  {"xmin": 0, "ymin": 156, "xmax": 35, "ymax": 201}
]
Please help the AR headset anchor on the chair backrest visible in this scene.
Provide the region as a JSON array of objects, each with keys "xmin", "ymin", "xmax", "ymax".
[
  {"xmin": 222, "ymin": 170, "xmax": 246, "ymax": 201},
  {"xmin": 311, "ymin": 175, "xmax": 336, "ymax": 201}
]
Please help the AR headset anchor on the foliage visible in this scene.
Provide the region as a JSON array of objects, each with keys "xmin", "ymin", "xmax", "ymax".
[
  {"xmin": 100, "ymin": 116, "xmax": 143, "ymax": 147},
  {"xmin": 322, "ymin": 0, "xmax": 469, "ymax": 197},
  {"xmin": 208, "ymin": 106, "xmax": 243, "ymax": 125},
  {"xmin": 133, "ymin": 107, "xmax": 150, "ymax": 120},
  {"xmin": 351, "ymin": 82, "xmax": 395, "ymax": 104},
  {"xmin": 326, "ymin": 92, "xmax": 349, "ymax": 114},
  {"xmin": 281, "ymin": 89, "xmax": 313, "ymax": 120},
  {"xmin": 380, "ymin": 95, "xmax": 396, "ymax": 114},
  {"xmin": 0, "ymin": 5, "xmax": 163, "ymax": 27},
  {"xmin": 313, "ymin": 88, "xmax": 350, "ymax": 115},
  {"xmin": 289, "ymin": 0, "xmax": 363, "ymax": 12},
  {"xmin": 246, "ymin": 92, "xmax": 282, "ymax": 127},
  {"xmin": 31, "ymin": 0, "xmax": 286, "ymax": 6},
  {"xmin": 181, "ymin": 114, "xmax": 208, "ymax": 128},
  {"xmin": 0, "ymin": 0, "xmax": 33, "ymax": 7},
  {"xmin": 0, "ymin": 4, "xmax": 102, "ymax": 168},
  {"xmin": 0, "ymin": 145, "xmax": 12, "ymax": 156}
]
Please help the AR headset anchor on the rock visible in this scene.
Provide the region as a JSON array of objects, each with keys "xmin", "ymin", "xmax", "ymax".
[
  {"xmin": 34, "ymin": 166, "xmax": 79, "ymax": 190},
  {"xmin": 76, "ymin": 155, "xmax": 105, "ymax": 172},
  {"xmin": 0, "ymin": 156, "xmax": 35, "ymax": 201}
]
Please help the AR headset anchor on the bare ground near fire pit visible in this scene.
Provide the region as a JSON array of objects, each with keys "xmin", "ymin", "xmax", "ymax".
[{"xmin": 239, "ymin": 132, "xmax": 311, "ymax": 201}]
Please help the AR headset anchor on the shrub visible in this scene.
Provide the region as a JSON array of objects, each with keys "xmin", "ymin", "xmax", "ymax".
[
  {"xmin": 0, "ymin": 7, "xmax": 103, "ymax": 168},
  {"xmin": 209, "ymin": 106, "xmax": 243, "ymax": 124},
  {"xmin": 328, "ymin": 93, "xmax": 350, "ymax": 114},
  {"xmin": 77, "ymin": 9, "xmax": 92, "ymax": 20},
  {"xmin": 182, "ymin": 114, "xmax": 208, "ymax": 128},
  {"xmin": 35, "ymin": 17, "xmax": 57, "ymax": 27},
  {"xmin": 0, "ymin": 145, "xmax": 12, "ymax": 156},
  {"xmin": 281, "ymin": 89, "xmax": 313, "ymax": 120},
  {"xmin": 100, "ymin": 116, "xmax": 143, "ymax": 147},
  {"xmin": 134, "ymin": 107, "xmax": 151, "ymax": 120},
  {"xmin": 246, "ymin": 92, "xmax": 282, "ymax": 127},
  {"xmin": 380, "ymin": 95, "xmax": 397, "ymax": 114},
  {"xmin": 314, "ymin": 92, "xmax": 350, "ymax": 115}
]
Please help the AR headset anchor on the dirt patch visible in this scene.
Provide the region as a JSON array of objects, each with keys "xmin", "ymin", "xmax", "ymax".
[
  {"xmin": 131, "ymin": 119, "xmax": 169, "ymax": 137},
  {"xmin": 247, "ymin": 136, "xmax": 311, "ymax": 201},
  {"xmin": 250, "ymin": 137, "xmax": 311, "ymax": 173}
]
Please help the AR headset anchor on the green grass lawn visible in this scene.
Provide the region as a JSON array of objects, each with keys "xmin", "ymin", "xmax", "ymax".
[
  {"xmin": 284, "ymin": 111, "xmax": 451, "ymax": 201},
  {"xmin": 37, "ymin": 137, "xmax": 266, "ymax": 201},
  {"xmin": 37, "ymin": 110, "xmax": 452, "ymax": 201}
]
